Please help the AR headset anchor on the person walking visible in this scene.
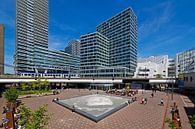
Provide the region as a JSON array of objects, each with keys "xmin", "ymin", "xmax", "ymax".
[{"xmin": 144, "ymin": 98, "xmax": 147, "ymax": 105}]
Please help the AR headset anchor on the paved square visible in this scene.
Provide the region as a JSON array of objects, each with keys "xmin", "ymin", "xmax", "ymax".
[
  {"xmin": 19, "ymin": 89, "xmax": 169, "ymax": 129},
  {"xmin": 55, "ymin": 94, "xmax": 129, "ymax": 122}
]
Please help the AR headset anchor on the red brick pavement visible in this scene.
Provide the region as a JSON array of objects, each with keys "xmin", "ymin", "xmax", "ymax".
[
  {"xmin": 164, "ymin": 93, "xmax": 192, "ymax": 129},
  {"xmin": 20, "ymin": 89, "xmax": 169, "ymax": 129}
]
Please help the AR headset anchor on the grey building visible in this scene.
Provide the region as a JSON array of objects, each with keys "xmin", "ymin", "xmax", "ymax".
[
  {"xmin": 15, "ymin": 0, "xmax": 48, "ymax": 73},
  {"xmin": 176, "ymin": 48, "xmax": 195, "ymax": 77},
  {"xmin": 80, "ymin": 7, "xmax": 137, "ymax": 78},
  {"xmin": 168, "ymin": 58, "xmax": 176, "ymax": 77},
  {"xmin": 80, "ymin": 32, "xmax": 109, "ymax": 77},
  {"xmin": 65, "ymin": 39, "xmax": 80, "ymax": 56},
  {"xmin": 15, "ymin": 0, "xmax": 79, "ymax": 76}
]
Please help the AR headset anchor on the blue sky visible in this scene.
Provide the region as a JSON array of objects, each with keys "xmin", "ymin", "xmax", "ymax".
[{"xmin": 0, "ymin": 0, "xmax": 195, "ymax": 73}]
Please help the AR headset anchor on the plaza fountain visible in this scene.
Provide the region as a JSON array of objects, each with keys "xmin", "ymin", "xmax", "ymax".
[{"xmin": 55, "ymin": 94, "xmax": 129, "ymax": 122}]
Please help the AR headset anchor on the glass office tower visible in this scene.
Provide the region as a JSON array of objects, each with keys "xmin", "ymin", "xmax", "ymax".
[
  {"xmin": 80, "ymin": 32, "xmax": 109, "ymax": 77},
  {"xmin": 176, "ymin": 48, "xmax": 195, "ymax": 76},
  {"xmin": 97, "ymin": 8, "xmax": 137, "ymax": 77},
  {"xmin": 80, "ymin": 7, "xmax": 137, "ymax": 78},
  {"xmin": 15, "ymin": 0, "xmax": 48, "ymax": 73},
  {"xmin": 15, "ymin": 0, "xmax": 79, "ymax": 76}
]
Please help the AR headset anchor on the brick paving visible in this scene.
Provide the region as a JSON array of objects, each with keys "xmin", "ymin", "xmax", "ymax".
[
  {"xmin": 164, "ymin": 93, "xmax": 192, "ymax": 129},
  {"xmin": 20, "ymin": 89, "xmax": 168, "ymax": 129},
  {"xmin": 1, "ymin": 89, "xmax": 193, "ymax": 129}
]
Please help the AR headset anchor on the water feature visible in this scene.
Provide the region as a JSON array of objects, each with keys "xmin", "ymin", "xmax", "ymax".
[{"xmin": 55, "ymin": 94, "xmax": 129, "ymax": 122}]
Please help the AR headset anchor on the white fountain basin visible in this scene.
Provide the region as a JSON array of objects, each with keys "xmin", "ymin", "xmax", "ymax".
[{"xmin": 56, "ymin": 94, "xmax": 129, "ymax": 122}]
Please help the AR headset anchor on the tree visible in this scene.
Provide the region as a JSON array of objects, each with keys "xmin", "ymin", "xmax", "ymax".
[
  {"xmin": 19, "ymin": 105, "xmax": 51, "ymax": 129},
  {"xmin": 4, "ymin": 87, "xmax": 18, "ymax": 103},
  {"xmin": 165, "ymin": 118, "xmax": 177, "ymax": 129},
  {"xmin": 156, "ymin": 74, "xmax": 162, "ymax": 79},
  {"xmin": 4, "ymin": 87, "xmax": 19, "ymax": 110},
  {"xmin": 29, "ymin": 81, "xmax": 38, "ymax": 90},
  {"xmin": 178, "ymin": 73, "xmax": 184, "ymax": 80},
  {"xmin": 20, "ymin": 82, "xmax": 28, "ymax": 91},
  {"xmin": 189, "ymin": 115, "xmax": 195, "ymax": 127}
]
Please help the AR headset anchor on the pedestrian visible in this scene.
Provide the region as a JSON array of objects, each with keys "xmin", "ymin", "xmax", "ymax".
[
  {"xmin": 141, "ymin": 98, "xmax": 144, "ymax": 104},
  {"xmin": 151, "ymin": 93, "xmax": 154, "ymax": 98},
  {"xmin": 160, "ymin": 98, "xmax": 164, "ymax": 105},
  {"xmin": 72, "ymin": 105, "xmax": 75, "ymax": 112},
  {"xmin": 144, "ymin": 98, "xmax": 147, "ymax": 104}
]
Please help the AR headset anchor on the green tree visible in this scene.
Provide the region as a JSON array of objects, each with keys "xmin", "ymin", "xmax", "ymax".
[
  {"xmin": 165, "ymin": 118, "xmax": 177, "ymax": 129},
  {"xmin": 189, "ymin": 115, "xmax": 195, "ymax": 127},
  {"xmin": 156, "ymin": 74, "xmax": 162, "ymax": 79},
  {"xmin": 20, "ymin": 82, "xmax": 28, "ymax": 91},
  {"xmin": 4, "ymin": 87, "xmax": 19, "ymax": 103},
  {"xmin": 178, "ymin": 73, "xmax": 184, "ymax": 80},
  {"xmin": 4, "ymin": 87, "xmax": 19, "ymax": 110},
  {"xmin": 29, "ymin": 81, "xmax": 38, "ymax": 90},
  {"xmin": 42, "ymin": 80, "xmax": 49, "ymax": 90},
  {"xmin": 19, "ymin": 105, "xmax": 51, "ymax": 129}
]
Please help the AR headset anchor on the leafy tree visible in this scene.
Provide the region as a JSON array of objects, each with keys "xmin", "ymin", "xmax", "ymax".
[
  {"xmin": 41, "ymin": 80, "xmax": 49, "ymax": 90},
  {"xmin": 189, "ymin": 115, "xmax": 195, "ymax": 127},
  {"xmin": 156, "ymin": 74, "xmax": 162, "ymax": 79},
  {"xmin": 20, "ymin": 82, "xmax": 28, "ymax": 91},
  {"xmin": 29, "ymin": 81, "xmax": 38, "ymax": 90},
  {"xmin": 165, "ymin": 118, "xmax": 177, "ymax": 129},
  {"xmin": 4, "ymin": 87, "xmax": 19, "ymax": 103},
  {"xmin": 19, "ymin": 105, "xmax": 51, "ymax": 129},
  {"xmin": 178, "ymin": 73, "xmax": 184, "ymax": 80},
  {"xmin": 4, "ymin": 87, "xmax": 19, "ymax": 110}
]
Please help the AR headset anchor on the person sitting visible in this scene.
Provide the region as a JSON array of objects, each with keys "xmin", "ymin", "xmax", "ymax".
[
  {"xmin": 72, "ymin": 105, "xmax": 75, "ymax": 112},
  {"xmin": 141, "ymin": 98, "xmax": 144, "ymax": 104},
  {"xmin": 160, "ymin": 99, "xmax": 164, "ymax": 105}
]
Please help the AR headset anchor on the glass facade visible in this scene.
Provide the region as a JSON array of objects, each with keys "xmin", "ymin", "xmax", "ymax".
[
  {"xmin": 15, "ymin": 0, "xmax": 79, "ymax": 76},
  {"xmin": 80, "ymin": 32, "xmax": 109, "ymax": 77},
  {"xmin": 65, "ymin": 39, "xmax": 80, "ymax": 56},
  {"xmin": 176, "ymin": 48, "xmax": 195, "ymax": 76},
  {"xmin": 80, "ymin": 8, "xmax": 137, "ymax": 78}
]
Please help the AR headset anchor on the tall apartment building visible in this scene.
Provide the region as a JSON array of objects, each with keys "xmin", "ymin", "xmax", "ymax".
[
  {"xmin": 0, "ymin": 24, "xmax": 4, "ymax": 75},
  {"xmin": 81, "ymin": 7, "xmax": 137, "ymax": 78},
  {"xmin": 168, "ymin": 58, "xmax": 176, "ymax": 77},
  {"xmin": 15, "ymin": 0, "xmax": 79, "ymax": 76},
  {"xmin": 176, "ymin": 48, "xmax": 195, "ymax": 76},
  {"xmin": 80, "ymin": 32, "xmax": 109, "ymax": 77},
  {"xmin": 15, "ymin": 0, "xmax": 48, "ymax": 73},
  {"xmin": 65, "ymin": 39, "xmax": 80, "ymax": 56},
  {"xmin": 97, "ymin": 8, "xmax": 137, "ymax": 76},
  {"xmin": 134, "ymin": 55, "xmax": 169, "ymax": 78}
]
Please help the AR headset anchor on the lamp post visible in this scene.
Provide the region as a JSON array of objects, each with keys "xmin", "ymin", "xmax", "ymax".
[{"xmin": 171, "ymin": 76, "xmax": 175, "ymax": 100}]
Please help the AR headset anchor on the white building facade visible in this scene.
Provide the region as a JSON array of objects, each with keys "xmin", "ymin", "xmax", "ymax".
[{"xmin": 134, "ymin": 55, "xmax": 169, "ymax": 78}]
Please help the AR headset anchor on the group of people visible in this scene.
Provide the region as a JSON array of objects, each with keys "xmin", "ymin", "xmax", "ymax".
[
  {"xmin": 171, "ymin": 102, "xmax": 181, "ymax": 127},
  {"xmin": 141, "ymin": 98, "xmax": 148, "ymax": 105}
]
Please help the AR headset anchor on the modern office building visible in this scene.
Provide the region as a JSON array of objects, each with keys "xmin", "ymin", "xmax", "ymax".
[
  {"xmin": 176, "ymin": 48, "xmax": 195, "ymax": 77},
  {"xmin": 134, "ymin": 55, "xmax": 169, "ymax": 78},
  {"xmin": 80, "ymin": 32, "xmax": 109, "ymax": 77},
  {"xmin": 15, "ymin": 0, "xmax": 48, "ymax": 73},
  {"xmin": 15, "ymin": 0, "xmax": 79, "ymax": 76},
  {"xmin": 168, "ymin": 58, "xmax": 176, "ymax": 77},
  {"xmin": 0, "ymin": 24, "xmax": 4, "ymax": 75},
  {"xmin": 65, "ymin": 39, "xmax": 80, "ymax": 56},
  {"xmin": 81, "ymin": 7, "xmax": 137, "ymax": 78}
]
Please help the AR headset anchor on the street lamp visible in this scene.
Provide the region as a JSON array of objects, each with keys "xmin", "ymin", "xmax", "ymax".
[{"xmin": 171, "ymin": 76, "xmax": 175, "ymax": 100}]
